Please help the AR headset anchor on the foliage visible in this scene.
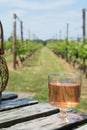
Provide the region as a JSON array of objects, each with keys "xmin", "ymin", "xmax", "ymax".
[
  {"xmin": 4, "ymin": 41, "xmax": 12, "ymax": 52},
  {"xmin": 47, "ymin": 40, "xmax": 87, "ymax": 76},
  {"xmin": 4, "ymin": 39, "xmax": 43, "ymax": 63}
]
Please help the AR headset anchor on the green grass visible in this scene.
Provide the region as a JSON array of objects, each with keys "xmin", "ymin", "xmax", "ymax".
[
  {"xmin": 74, "ymin": 98, "xmax": 87, "ymax": 113},
  {"xmin": 5, "ymin": 47, "xmax": 87, "ymax": 113}
]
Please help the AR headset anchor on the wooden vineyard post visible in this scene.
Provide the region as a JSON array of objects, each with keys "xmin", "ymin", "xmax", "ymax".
[
  {"xmin": 82, "ymin": 9, "xmax": 86, "ymax": 41},
  {"xmin": 0, "ymin": 21, "xmax": 4, "ymax": 55},
  {"xmin": 13, "ymin": 13, "xmax": 17, "ymax": 70},
  {"xmin": 20, "ymin": 21, "xmax": 23, "ymax": 42},
  {"xmin": 66, "ymin": 23, "xmax": 69, "ymax": 43},
  {"xmin": 82, "ymin": 8, "xmax": 86, "ymax": 42}
]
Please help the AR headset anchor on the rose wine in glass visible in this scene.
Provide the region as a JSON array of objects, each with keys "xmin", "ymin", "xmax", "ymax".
[{"xmin": 48, "ymin": 72, "xmax": 82, "ymax": 123}]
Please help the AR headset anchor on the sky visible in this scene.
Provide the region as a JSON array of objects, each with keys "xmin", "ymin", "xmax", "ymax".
[{"xmin": 0, "ymin": 0, "xmax": 87, "ymax": 40}]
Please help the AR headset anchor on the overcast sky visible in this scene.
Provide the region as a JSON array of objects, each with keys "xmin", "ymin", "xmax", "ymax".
[{"xmin": 0, "ymin": 0, "xmax": 87, "ymax": 40}]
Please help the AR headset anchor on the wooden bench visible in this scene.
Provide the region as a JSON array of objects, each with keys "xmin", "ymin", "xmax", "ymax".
[{"xmin": 0, "ymin": 92, "xmax": 87, "ymax": 130}]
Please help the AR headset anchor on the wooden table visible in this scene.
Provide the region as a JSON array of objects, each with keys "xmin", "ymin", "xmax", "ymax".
[{"xmin": 0, "ymin": 92, "xmax": 87, "ymax": 130}]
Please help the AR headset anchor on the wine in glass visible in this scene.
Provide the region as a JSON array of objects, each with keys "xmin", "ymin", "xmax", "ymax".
[{"xmin": 48, "ymin": 72, "xmax": 82, "ymax": 123}]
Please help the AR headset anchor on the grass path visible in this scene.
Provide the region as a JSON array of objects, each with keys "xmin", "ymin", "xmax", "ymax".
[{"xmin": 6, "ymin": 47, "xmax": 87, "ymax": 113}]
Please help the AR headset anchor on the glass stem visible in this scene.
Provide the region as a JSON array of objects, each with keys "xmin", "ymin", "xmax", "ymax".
[{"xmin": 59, "ymin": 109, "xmax": 69, "ymax": 122}]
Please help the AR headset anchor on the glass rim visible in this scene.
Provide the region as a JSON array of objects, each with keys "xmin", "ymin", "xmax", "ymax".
[{"xmin": 48, "ymin": 71, "xmax": 82, "ymax": 78}]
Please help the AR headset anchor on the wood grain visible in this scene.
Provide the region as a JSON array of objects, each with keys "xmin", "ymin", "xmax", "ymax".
[
  {"xmin": 0, "ymin": 103, "xmax": 58, "ymax": 128},
  {"xmin": 1, "ymin": 110, "xmax": 87, "ymax": 130}
]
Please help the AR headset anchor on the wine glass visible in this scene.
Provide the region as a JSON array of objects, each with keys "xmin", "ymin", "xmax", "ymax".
[{"xmin": 48, "ymin": 72, "xmax": 82, "ymax": 124}]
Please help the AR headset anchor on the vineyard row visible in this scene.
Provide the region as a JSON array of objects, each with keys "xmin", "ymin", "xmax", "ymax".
[{"xmin": 47, "ymin": 40, "xmax": 87, "ymax": 78}]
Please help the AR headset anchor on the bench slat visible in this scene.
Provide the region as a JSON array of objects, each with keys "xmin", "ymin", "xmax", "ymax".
[
  {"xmin": 1, "ymin": 92, "xmax": 18, "ymax": 101},
  {"xmin": 0, "ymin": 103, "xmax": 58, "ymax": 128},
  {"xmin": 1, "ymin": 111, "xmax": 87, "ymax": 130},
  {"xmin": 74, "ymin": 124, "xmax": 87, "ymax": 130},
  {"xmin": 0, "ymin": 98, "xmax": 38, "ymax": 111},
  {"xmin": 0, "ymin": 103, "xmax": 87, "ymax": 129},
  {"xmin": 0, "ymin": 114, "xmax": 69, "ymax": 130}
]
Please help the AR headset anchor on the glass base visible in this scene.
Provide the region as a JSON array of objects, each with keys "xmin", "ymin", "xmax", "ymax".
[
  {"xmin": 66, "ymin": 113, "xmax": 83, "ymax": 122},
  {"xmin": 49, "ymin": 111, "xmax": 83, "ymax": 126}
]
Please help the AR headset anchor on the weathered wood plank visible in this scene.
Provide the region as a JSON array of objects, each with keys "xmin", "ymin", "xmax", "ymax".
[
  {"xmin": 0, "ymin": 98, "xmax": 38, "ymax": 111},
  {"xmin": 74, "ymin": 124, "xmax": 87, "ymax": 130},
  {"xmin": 0, "ymin": 114, "xmax": 68, "ymax": 130},
  {"xmin": 1, "ymin": 112, "xmax": 87, "ymax": 130},
  {"xmin": 1, "ymin": 92, "xmax": 18, "ymax": 101},
  {"xmin": 0, "ymin": 103, "xmax": 58, "ymax": 128}
]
